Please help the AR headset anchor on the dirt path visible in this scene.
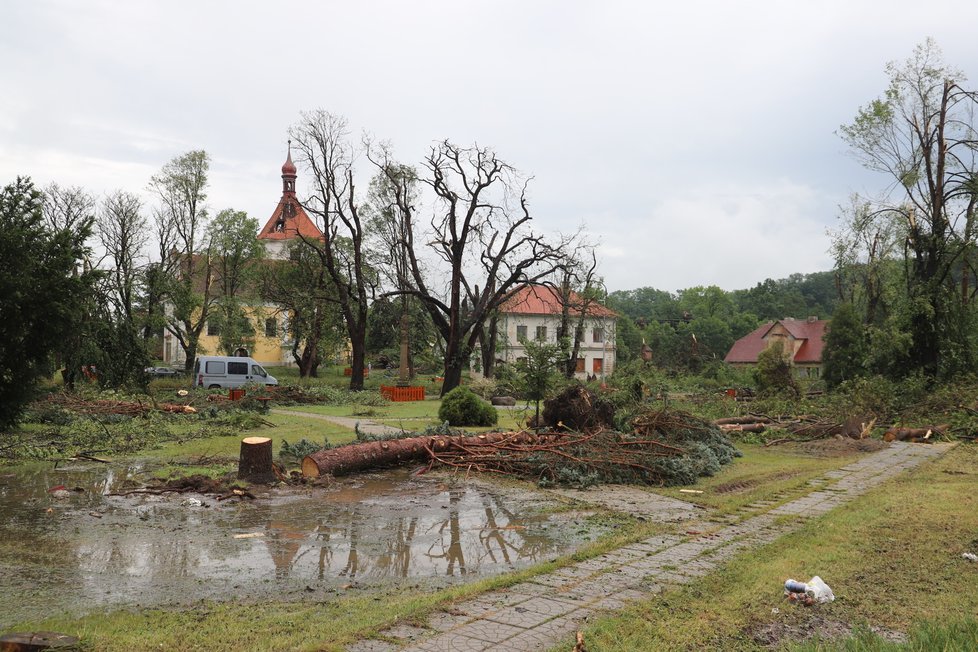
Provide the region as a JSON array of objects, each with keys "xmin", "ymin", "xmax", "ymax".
[{"xmin": 346, "ymin": 442, "xmax": 952, "ymax": 652}]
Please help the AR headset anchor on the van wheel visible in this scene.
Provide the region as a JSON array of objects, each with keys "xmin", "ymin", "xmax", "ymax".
[{"xmin": 208, "ymin": 384, "xmax": 221, "ymax": 389}]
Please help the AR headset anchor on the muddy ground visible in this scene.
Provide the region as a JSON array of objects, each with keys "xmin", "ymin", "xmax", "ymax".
[{"xmin": 0, "ymin": 462, "xmax": 607, "ymax": 625}]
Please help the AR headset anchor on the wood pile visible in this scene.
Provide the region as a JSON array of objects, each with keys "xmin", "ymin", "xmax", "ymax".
[{"xmin": 715, "ymin": 413, "xmax": 947, "ymax": 445}]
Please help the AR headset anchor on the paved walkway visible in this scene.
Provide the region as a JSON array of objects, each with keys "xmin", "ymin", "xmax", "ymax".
[{"xmin": 344, "ymin": 442, "xmax": 951, "ymax": 652}]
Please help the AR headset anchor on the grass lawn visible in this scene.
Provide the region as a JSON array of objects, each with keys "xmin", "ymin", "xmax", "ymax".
[{"xmin": 570, "ymin": 443, "xmax": 978, "ymax": 651}]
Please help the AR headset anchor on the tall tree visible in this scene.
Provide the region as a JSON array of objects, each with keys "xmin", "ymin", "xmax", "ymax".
[
  {"xmin": 0, "ymin": 178, "xmax": 94, "ymax": 428},
  {"xmin": 261, "ymin": 241, "xmax": 345, "ymax": 377},
  {"xmin": 376, "ymin": 141, "xmax": 572, "ymax": 395},
  {"xmin": 149, "ymin": 150, "xmax": 213, "ymax": 371},
  {"xmin": 207, "ymin": 208, "xmax": 264, "ymax": 354},
  {"xmin": 840, "ymin": 39, "xmax": 978, "ymax": 377},
  {"xmin": 291, "ymin": 111, "xmax": 376, "ymax": 390},
  {"xmin": 552, "ymin": 248, "xmax": 602, "ymax": 379},
  {"xmin": 97, "ymin": 190, "xmax": 148, "ymax": 325}
]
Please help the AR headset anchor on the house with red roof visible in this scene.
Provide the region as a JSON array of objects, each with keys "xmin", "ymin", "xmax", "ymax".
[
  {"xmin": 496, "ymin": 285, "xmax": 618, "ymax": 380},
  {"xmin": 724, "ymin": 317, "xmax": 828, "ymax": 379},
  {"xmin": 162, "ymin": 145, "xmax": 326, "ymax": 368}
]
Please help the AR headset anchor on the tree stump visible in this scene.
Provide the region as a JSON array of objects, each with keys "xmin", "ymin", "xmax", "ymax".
[
  {"xmin": 0, "ymin": 632, "xmax": 79, "ymax": 651},
  {"xmin": 238, "ymin": 437, "xmax": 275, "ymax": 483}
]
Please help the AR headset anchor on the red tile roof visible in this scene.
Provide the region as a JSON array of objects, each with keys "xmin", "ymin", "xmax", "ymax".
[
  {"xmin": 499, "ymin": 285, "xmax": 617, "ymax": 318},
  {"xmin": 257, "ymin": 198, "xmax": 323, "ymax": 241},
  {"xmin": 724, "ymin": 318, "xmax": 828, "ymax": 364}
]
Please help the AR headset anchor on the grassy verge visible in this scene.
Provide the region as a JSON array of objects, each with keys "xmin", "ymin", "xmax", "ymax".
[{"xmin": 571, "ymin": 443, "xmax": 978, "ymax": 651}]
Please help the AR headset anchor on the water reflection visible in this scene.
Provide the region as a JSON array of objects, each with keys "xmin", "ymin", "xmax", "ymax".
[{"xmin": 0, "ymin": 463, "xmax": 589, "ymax": 623}]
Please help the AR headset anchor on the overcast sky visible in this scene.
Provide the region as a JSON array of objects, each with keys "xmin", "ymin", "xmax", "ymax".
[{"xmin": 2, "ymin": 1, "xmax": 976, "ymax": 293}]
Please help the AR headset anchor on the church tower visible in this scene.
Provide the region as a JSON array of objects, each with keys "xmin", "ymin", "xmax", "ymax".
[{"xmin": 257, "ymin": 142, "xmax": 323, "ymax": 259}]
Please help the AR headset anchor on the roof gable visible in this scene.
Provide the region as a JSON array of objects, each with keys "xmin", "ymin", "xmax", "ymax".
[
  {"xmin": 499, "ymin": 285, "xmax": 617, "ymax": 318},
  {"xmin": 257, "ymin": 199, "xmax": 323, "ymax": 241},
  {"xmin": 724, "ymin": 318, "xmax": 828, "ymax": 364}
]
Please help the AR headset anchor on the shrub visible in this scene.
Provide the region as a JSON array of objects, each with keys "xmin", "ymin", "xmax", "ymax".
[
  {"xmin": 466, "ymin": 377, "xmax": 498, "ymax": 400},
  {"xmin": 438, "ymin": 386, "xmax": 498, "ymax": 427}
]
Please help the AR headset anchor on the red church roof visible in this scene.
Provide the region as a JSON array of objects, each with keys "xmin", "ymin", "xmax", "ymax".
[
  {"xmin": 499, "ymin": 285, "xmax": 617, "ymax": 318},
  {"xmin": 257, "ymin": 143, "xmax": 323, "ymax": 242},
  {"xmin": 724, "ymin": 318, "xmax": 828, "ymax": 364},
  {"xmin": 257, "ymin": 199, "xmax": 322, "ymax": 241}
]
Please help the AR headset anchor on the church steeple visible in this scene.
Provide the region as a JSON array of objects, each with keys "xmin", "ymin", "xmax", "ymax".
[
  {"xmin": 258, "ymin": 141, "xmax": 323, "ymax": 257},
  {"xmin": 281, "ymin": 140, "xmax": 297, "ymax": 195}
]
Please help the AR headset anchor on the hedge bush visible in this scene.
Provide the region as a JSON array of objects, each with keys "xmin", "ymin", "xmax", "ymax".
[{"xmin": 438, "ymin": 386, "xmax": 498, "ymax": 427}]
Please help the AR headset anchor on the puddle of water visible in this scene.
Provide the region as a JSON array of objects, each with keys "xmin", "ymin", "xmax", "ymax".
[{"xmin": 0, "ymin": 462, "xmax": 595, "ymax": 624}]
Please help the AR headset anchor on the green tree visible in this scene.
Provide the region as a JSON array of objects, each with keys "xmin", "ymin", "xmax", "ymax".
[
  {"xmin": 821, "ymin": 303, "xmax": 868, "ymax": 388},
  {"xmin": 149, "ymin": 150, "xmax": 213, "ymax": 371},
  {"xmin": 0, "ymin": 178, "xmax": 94, "ymax": 428},
  {"xmin": 516, "ymin": 337, "xmax": 563, "ymax": 427},
  {"xmin": 840, "ymin": 39, "xmax": 978, "ymax": 378},
  {"xmin": 207, "ymin": 208, "xmax": 264, "ymax": 355},
  {"xmin": 754, "ymin": 339, "xmax": 800, "ymax": 398}
]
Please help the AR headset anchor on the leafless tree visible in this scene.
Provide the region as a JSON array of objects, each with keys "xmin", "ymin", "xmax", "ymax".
[
  {"xmin": 97, "ymin": 190, "xmax": 147, "ymax": 325},
  {"xmin": 375, "ymin": 140, "xmax": 573, "ymax": 395},
  {"xmin": 290, "ymin": 111, "xmax": 378, "ymax": 390}
]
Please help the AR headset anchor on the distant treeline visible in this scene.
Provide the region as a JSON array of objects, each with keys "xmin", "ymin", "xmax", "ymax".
[{"xmin": 607, "ymin": 271, "xmax": 837, "ymax": 371}]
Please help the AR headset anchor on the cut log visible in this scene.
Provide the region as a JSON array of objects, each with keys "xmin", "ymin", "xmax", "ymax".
[
  {"xmin": 238, "ymin": 437, "xmax": 275, "ymax": 483},
  {"xmin": 882, "ymin": 424, "xmax": 948, "ymax": 443},
  {"xmin": 717, "ymin": 423, "xmax": 767, "ymax": 433},
  {"xmin": 0, "ymin": 632, "xmax": 79, "ymax": 651},
  {"xmin": 713, "ymin": 416, "xmax": 772, "ymax": 425},
  {"xmin": 301, "ymin": 431, "xmax": 557, "ymax": 478}
]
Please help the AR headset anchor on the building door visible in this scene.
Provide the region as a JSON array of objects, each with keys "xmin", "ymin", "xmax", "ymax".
[{"xmin": 593, "ymin": 357, "xmax": 603, "ymax": 375}]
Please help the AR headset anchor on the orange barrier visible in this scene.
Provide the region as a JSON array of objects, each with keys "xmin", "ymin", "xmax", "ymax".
[
  {"xmin": 343, "ymin": 368, "xmax": 370, "ymax": 377},
  {"xmin": 380, "ymin": 385, "xmax": 425, "ymax": 402}
]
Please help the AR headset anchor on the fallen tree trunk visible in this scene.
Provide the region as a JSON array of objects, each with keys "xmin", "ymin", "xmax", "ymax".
[
  {"xmin": 301, "ymin": 431, "xmax": 559, "ymax": 478},
  {"xmin": 713, "ymin": 416, "xmax": 771, "ymax": 425},
  {"xmin": 717, "ymin": 423, "xmax": 768, "ymax": 433}
]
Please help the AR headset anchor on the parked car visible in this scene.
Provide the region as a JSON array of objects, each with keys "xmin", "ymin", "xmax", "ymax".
[{"xmin": 145, "ymin": 366, "xmax": 182, "ymax": 378}]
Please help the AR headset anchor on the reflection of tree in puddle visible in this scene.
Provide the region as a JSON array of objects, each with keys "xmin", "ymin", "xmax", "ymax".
[{"xmin": 425, "ymin": 489, "xmax": 467, "ymax": 575}]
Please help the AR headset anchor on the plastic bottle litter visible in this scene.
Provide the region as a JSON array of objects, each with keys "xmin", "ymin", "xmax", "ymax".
[{"xmin": 784, "ymin": 579, "xmax": 808, "ymax": 593}]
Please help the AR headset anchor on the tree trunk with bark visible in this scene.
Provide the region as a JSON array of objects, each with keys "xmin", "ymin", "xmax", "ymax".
[
  {"xmin": 301, "ymin": 431, "xmax": 557, "ymax": 478},
  {"xmin": 239, "ymin": 436, "xmax": 275, "ymax": 483}
]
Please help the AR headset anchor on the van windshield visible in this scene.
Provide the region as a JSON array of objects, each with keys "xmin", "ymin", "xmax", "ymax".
[{"xmin": 251, "ymin": 365, "xmax": 267, "ymax": 377}]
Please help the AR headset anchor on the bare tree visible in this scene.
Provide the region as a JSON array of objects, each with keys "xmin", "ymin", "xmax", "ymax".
[
  {"xmin": 551, "ymin": 247, "xmax": 602, "ymax": 379},
  {"xmin": 291, "ymin": 111, "xmax": 377, "ymax": 390},
  {"xmin": 42, "ymin": 183, "xmax": 96, "ymax": 235},
  {"xmin": 97, "ymin": 190, "xmax": 147, "ymax": 325},
  {"xmin": 376, "ymin": 140, "xmax": 572, "ymax": 395}
]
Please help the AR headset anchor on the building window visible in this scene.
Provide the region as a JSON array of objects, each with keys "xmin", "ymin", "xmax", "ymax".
[
  {"xmin": 535, "ymin": 325, "xmax": 547, "ymax": 341},
  {"xmin": 593, "ymin": 328, "xmax": 604, "ymax": 343},
  {"xmin": 575, "ymin": 357, "xmax": 585, "ymax": 373},
  {"xmin": 516, "ymin": 325, "xmax": 528, "ymax": 341},
  {"xmin": 207, "ymin": 321, "xmax": 220, "ymax": 336},
  {"xmin": 593, "ymin": 357, "xmax": 604, "ymax": 374},
  {"xmin": 265, "ymin": 318, "xmax": 277, "ymax": 338}
]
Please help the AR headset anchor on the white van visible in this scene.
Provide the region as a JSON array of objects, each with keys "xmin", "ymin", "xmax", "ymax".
[{"xmin": 193, "ymin": 356, "xmax": 279, "ymax": 389}]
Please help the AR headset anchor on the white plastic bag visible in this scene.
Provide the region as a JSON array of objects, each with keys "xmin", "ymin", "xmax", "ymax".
[{"xmin": 805, "ymin": 576, "xmax": 834, "ymax": 603}]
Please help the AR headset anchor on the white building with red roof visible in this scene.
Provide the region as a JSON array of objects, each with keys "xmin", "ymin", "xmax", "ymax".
[
  {"xmin": 497, "ymin": 285, "xmax": 618, "ymax": 380},
  {"xmin": 724, "ymin": 317, "xmax": 828, "ymax": 379}
]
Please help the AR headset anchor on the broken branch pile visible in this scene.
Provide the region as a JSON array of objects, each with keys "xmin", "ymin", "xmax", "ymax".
[
  {"xmin": 302, "ymin": 407, "xmax": 740, "ymax": 488},
  {"xmin": 40, "ymin": 392, "xmax": 196, "ymax": 416}
]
